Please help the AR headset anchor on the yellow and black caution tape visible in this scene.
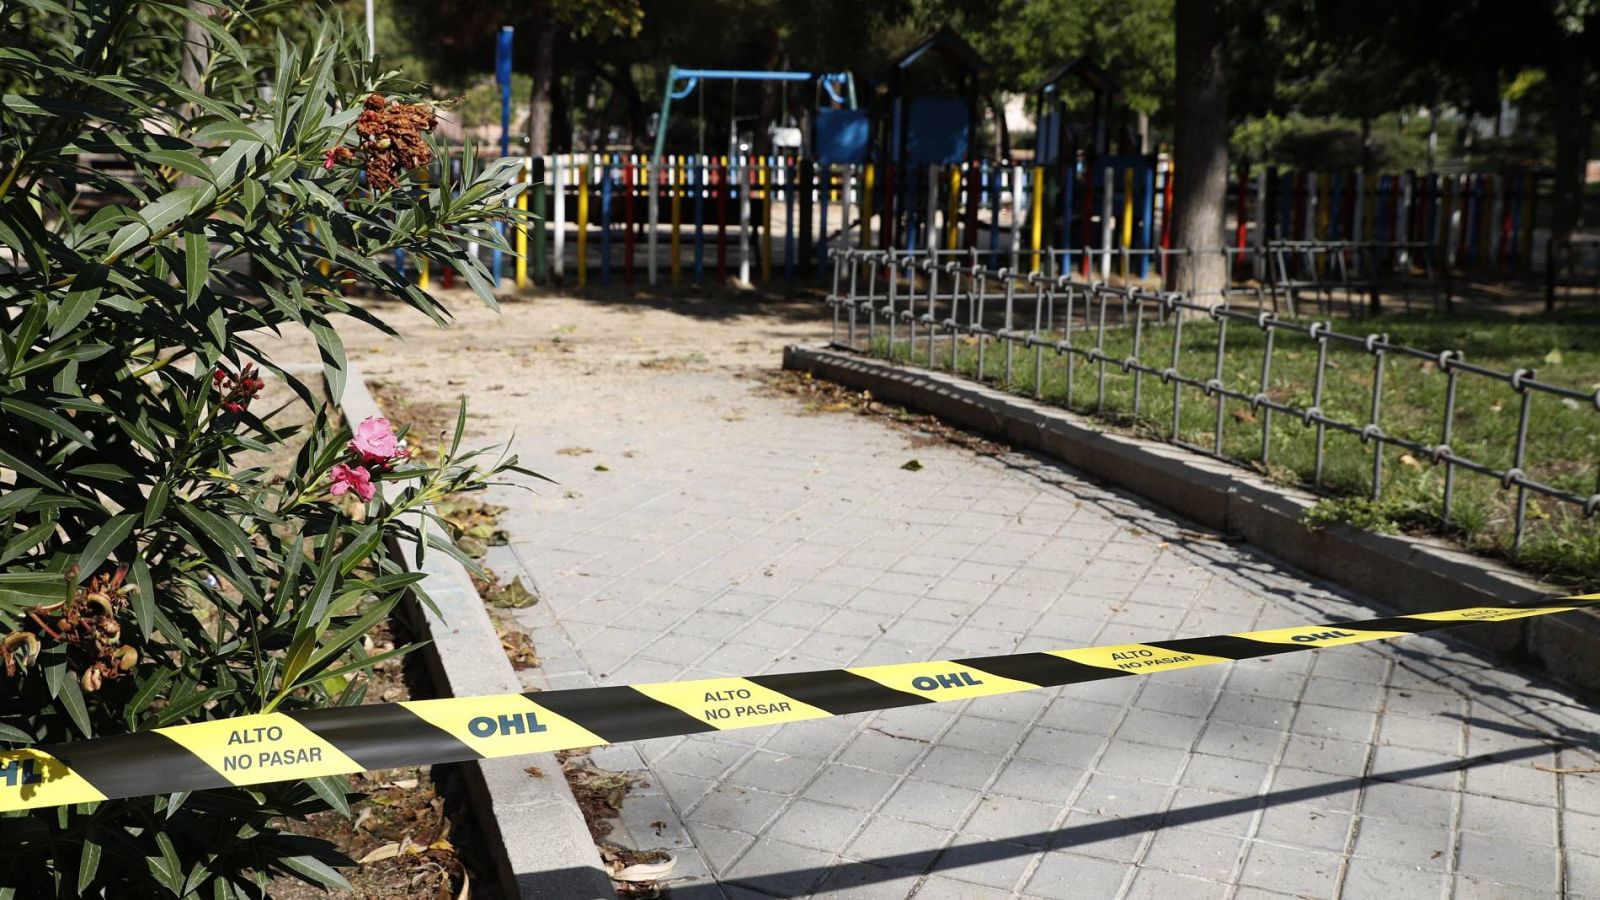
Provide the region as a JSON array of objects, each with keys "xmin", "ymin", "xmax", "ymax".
[{"xmin": 2, "ymin": 595, "xmax": 1595, "ymax": 813}]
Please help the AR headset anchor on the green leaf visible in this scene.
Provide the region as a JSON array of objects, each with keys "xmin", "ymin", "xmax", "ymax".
[
  {"xmin": 67, "ymin": 462, "xmax": 130, "ymax": 481},
  {"xmin": 310, "ymin": 641, "xmax": 418, "ymax": 686},
  {"xmin": 0, "ymin": 488, "xmax": 40, "ymax": 516},
  {"xmin": 0, "ymin": 521, "xmax": 56, "ymax": 565},
  {"xmin": 184, "ymin": 225, "xmax": 210, "ymax": 304},
  {"xmin": 129, "ymin": 557, "xmax": 157, "ymax": 642},
  {"xmin": 144, "ymin": 480, "xmax": 170, "ymax": 526},
  {"xmin": 177, "ymin": 506, "xmax": 256, "ymax": 565},
  {"xmin": 147, "ymin": 833, "xmax": 183, "ymax": 891},
  {"xmin": 191, "ymin": 119, "xmax": 262, "ymax": 145},
  {"xmin": 307, "ymin": 318, "xmax": 345, "ymax": 402},
  {"xmin": 140, "ymin": 186, "xmax": 202, "ymax": 234},
  {"xmin": 303, "ymin": 775, "xmax": 350, "ymax": 817},
  {"xmin": 104, "ymin": 221, "xmax": 147, "ymax": 261},
  {"xmin": 0, "ymin": 723, "xmax": 35, "ymax": 744},
  {"xmin": 294, "ymin": 595, "xmax": 399, "ymax": 688},
  {"xmin": 146, "ymin": 149, "xmax": 214, "ymax": 182},
  {"xmin": 51, "ymin": 264, "xmax": 108, "ymax": 338},
  {"xmin": 124, "ymin": 668, "xmax": 173, "ymax": 732},
  {"xmin": 0, "ymin": 397, "xmax": 95, "ymax": 446},
  {"xmin": 0, "ymin": 571, "xmax": 69, "ymax": 609},
  {"xmin": 277, "ymin": 853, "xmax": 351, "ymax": 891},
  {"xmin": 75, "ymin": 513, "xmax": 136, "ymax": 579},
  {"xmin": 56, "ymin": 673, "xmax": 92, "ymax": 738},
  {"xmin": 76, "ymin": 833, "xmax": 102, "ymax": 894},
  {"xmin": 5, "ymin": 300, "xmax": 47, "ymax": 372}
]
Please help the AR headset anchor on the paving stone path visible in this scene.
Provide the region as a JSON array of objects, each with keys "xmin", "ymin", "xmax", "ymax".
[{"xmin": 466, "ymin": 308, "xmax": 1600, "ymax": 899}]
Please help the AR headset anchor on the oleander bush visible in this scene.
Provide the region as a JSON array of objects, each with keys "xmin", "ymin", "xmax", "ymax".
[{"xmin": 0, "ymin": 1, "xmax": 525, "ymax": 894}]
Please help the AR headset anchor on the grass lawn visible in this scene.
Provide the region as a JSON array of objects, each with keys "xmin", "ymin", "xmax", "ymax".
[{"xmin": 868, "ymin": 308, "xmax": 1600, "ymax": 589}]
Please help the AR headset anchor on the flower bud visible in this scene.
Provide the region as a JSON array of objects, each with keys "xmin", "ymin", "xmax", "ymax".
[
  {"xmin": 80, "ymin": 668, "xmax": 103, "ymax": 693},
  {"xmin": 113, "ymin": 645, "xmax": 138, "ymax": 671}
]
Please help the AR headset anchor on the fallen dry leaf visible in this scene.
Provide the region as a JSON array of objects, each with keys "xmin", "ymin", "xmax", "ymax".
[
  {"xmin": 613, "ymin": 858, "xmax": 676, "ymax": 883},
  {"xmin": 358, "ymin": 842, "xmax": 403, "ymax": 864}
]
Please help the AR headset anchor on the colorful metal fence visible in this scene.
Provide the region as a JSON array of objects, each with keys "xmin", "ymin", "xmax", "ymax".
[{"xmin": 404, "ymin": 151, "xmax": 1550, "ymax": 292}]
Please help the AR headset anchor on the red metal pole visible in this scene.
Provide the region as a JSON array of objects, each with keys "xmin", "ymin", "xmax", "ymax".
[
  {"xmin": 1160, "ymin": 159, "xmax": 1174, "ymax": 250},
  {"xmin": 1080, "ymin": 161, "xmax": 1094, "ymax": 277},
  {"xmin": 1234, "ymin": 161, "xmax": 1249, "ymax": 267}
]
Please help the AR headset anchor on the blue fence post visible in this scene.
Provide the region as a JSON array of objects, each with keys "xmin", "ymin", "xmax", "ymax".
[
  {"xmin": 600, "ymin": 157, "xmax": 614, "ymax": 285},
  {"xmin": 1140, "ymin": 156, "xmax": 1155, "ymax": 279}
]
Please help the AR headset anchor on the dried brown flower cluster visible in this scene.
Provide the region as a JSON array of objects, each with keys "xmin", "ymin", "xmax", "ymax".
[
  {"xmin": 353, "ymin": 93, "xmax": 438, "ymax": 191},
  {"xmin": 3, "ymin": 566, "xmax": 138, "ymax": 692}
]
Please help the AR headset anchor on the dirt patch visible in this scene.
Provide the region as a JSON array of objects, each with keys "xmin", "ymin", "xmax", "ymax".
[
  {"xmin": 748, "ymin": 368, "xmax": 1011, "ymax": 458},
  {"xmin": 555, "ymin": 751, "xmax": 673, "ymax": 897},
  {"xmin": 268, "ymin": 618, "xmax": 492, "ymax": 900}
]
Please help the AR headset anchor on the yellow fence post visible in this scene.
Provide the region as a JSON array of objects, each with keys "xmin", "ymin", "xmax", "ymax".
[
  {"xmin": 515, "ymin": 157, "xmax": 529, "ymax": 289},
  {"xmin": 862, "ymin": 163, "xmax": 875, "ymax": 249},
  {"xmin": 1121, "ymin": 166, "xmax": 1134, "ymax": 280},
  {"xmin": 416, "ymin": 167, "xmax": 430, "ymax": 290},
  {"xmin": 1029, "ymin": 166, "xmax": 1045, "ymax": 274}
]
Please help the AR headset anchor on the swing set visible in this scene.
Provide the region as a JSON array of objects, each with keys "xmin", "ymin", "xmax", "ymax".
[{"xmin": 649, "ymin": 66, "xmax": 857, "ymax": 163}]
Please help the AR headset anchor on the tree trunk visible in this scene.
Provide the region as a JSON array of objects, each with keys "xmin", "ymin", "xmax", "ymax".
[
  {"xmin": 1172, "ymin": 0, "xmax": 1230, "ymax": 301},
  {"xmin": 525, "ymin": 5, "xmax": 555, "ymax": 156},
  {"xmin": 586, "ymin": 62, "xmax": 647, "ymax": 148},
  {"xmin": 1550, "ymin": 36, "xmax": 1590, "ymax": 245},
  {"xmin": 181, "ymin": 1, "xmax": 212, "ymax": 99},
  {"xmin": 988, "ymin": 93, "xmax": 1010, "ymax": 159}
]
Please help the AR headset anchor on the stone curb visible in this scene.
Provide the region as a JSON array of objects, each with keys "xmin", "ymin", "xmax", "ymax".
[
  {"xmin": 783, "ymin": 344, "xmax": 1600, "ymax": 696},
  {"xmin": 342, "ymin": 364, "xmax": 616, "ymax": 899}
]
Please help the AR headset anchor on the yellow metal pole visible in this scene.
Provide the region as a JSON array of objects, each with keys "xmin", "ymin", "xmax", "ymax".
[
  {"xmin": 515, "ymin": 157, "xmax": 529, "ymax": 289},
  {"xmin": 760, "ymin": 159, "xmax": 773, "ymax": 283},
  {"xmin": 417, "ymin": 169, "xmax": 430, "ymax": 291},
  {"xmin": 1121, "ymin": 166, "xmax": 1134, "ymax": 280},
  {"xmin": 577, "ymin": 161, "xmax": 589, "ymax": 288},
  {"xmin": 670, "ymin": 155, "xmax": 683, "ymax": 287},
  {"xmin": 945, "ymin": 164, "xmax": 961, "ymax": 249},
  {"xmin": 862, "ymin": 163, "xmax": 875, "ymax": 249},
  {"xmin": 1030, "ymin": 165, "xmax": 1044, "ymax": 274}
]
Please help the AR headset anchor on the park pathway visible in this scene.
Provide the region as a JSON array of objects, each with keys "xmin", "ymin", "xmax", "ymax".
[{"xmin": 324, "ymin": 289, "xmax": 1600, "ymax": 899}]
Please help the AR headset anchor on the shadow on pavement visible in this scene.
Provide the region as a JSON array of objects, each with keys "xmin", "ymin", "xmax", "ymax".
[{"xmin": 661, "ymin": 737, "xmax": 1569, "ymax": 898}]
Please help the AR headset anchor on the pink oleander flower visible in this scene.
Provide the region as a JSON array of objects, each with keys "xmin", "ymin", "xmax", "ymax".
[
  {"xmin": 348, "ymin": 416, "xmax": 402, "ymax": 465},
  {"xmin": 328, "ymin": 463, "xmax": 375, "ymax": 502}
]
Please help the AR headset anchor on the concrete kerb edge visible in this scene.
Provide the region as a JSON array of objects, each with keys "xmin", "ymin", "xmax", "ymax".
[
  {"xmin": 341, "ymin": 363, "xmax": 616, "ymax": 900},
  {"xmin": 782, "ymin": 344, "xmax": 1600, "ymax": 695}
]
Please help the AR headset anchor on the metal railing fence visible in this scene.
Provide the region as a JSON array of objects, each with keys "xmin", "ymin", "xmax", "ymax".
[{"xmin": 827, "ymin": 247, "xmax": 1600, "ymax": 554}]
